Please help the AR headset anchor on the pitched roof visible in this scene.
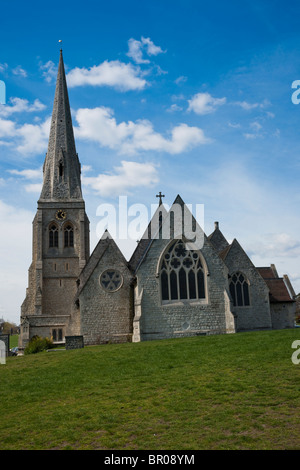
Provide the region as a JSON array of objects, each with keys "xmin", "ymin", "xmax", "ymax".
[
  {"xmin": 218, "ymin": 243, "xmax": 232, "ymax": 261},
  {"xmin": 257, "ymin": 266, "xmax": 294, "ymax": 303},
  {"xmin": 218, "ymin": 238, "xmax": 247, "ymax": 262},
  {"xmin": 128, "ymin": 200, "xmax": 169, "ymax": 273},
  {"xmin": 128, "ymin": 194, "xmax": 205, "ymax": 273},
  {"xmin": 256, "ymin": 265, "xmax": 278, "ymax": 279},
  {"xmin": 264, "ymin": 278, "xmax": 294, "ymax": 303},
  {"xmin": 208, "ymin": 222, "xmax": 230, "ymax": 253}
]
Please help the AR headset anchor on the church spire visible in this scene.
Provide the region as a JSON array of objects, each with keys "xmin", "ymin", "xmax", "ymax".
[{"xmin": 39, "ymin": 49, "xmax": 82, "ymax": 201}]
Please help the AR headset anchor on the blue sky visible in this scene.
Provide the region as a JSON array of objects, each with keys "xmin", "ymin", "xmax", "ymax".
[{"xmin": 0, "ymin": 0, "xmax": 300, "ymax": 323}]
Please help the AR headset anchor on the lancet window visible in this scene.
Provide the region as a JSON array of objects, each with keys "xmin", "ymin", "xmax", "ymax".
[
  {"xmin": 64, "ymin": 224, "xmax": 74, "ymax": 248},
  {"xmin": 229, "ymin": 272, "xmax": 250, "ymax": 307},
  {"xmin": 49, "ymin": 224, "xmax": 58, "ymax": 248}
]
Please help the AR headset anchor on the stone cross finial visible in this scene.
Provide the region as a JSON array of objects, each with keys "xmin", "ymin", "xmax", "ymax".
[{"xmin": 156, "ymin": 191, "xmax": 165, "ymax": 206}]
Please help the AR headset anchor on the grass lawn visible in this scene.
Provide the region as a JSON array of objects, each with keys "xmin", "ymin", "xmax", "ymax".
[
  {"xmin": 9, "ymin": 335, "xmax": 19, "ymax": 349},
  {"xmin": 0, "ymin": 329, "xmax": 300, "ymax": 450}
]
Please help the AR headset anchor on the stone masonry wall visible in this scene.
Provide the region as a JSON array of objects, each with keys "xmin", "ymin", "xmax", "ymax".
[
  {"xmin": 79, "ymin": 242, "xmax": 134, "ymax": 345},
  {"xmin": 135, "ymin": 235, "xmax": 235, "ymax": 341},
  {"xmin": 270, "ymin": 302, "xmax": 295, "ymax": 329},
  {"xmin": 223, "ymin": 240, "xmax": 272, "ymax": 331}
]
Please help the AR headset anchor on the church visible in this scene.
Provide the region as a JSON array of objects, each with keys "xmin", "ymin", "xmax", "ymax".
[{"xmin": 19, "ymin": 51, "xmax": 296, "ymax": 350}]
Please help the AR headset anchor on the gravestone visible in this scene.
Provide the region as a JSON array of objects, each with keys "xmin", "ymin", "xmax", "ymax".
[
  {"xmin": 0, "ymin": 339, "xmax": 6, "ymax": 364},
  {"xmin": 0, "ymin": 334, "xmax": 9, "ymax": 356},
  {"xmin": 65, "ymin": 335, "xmax": 84, "ymax": 350}
]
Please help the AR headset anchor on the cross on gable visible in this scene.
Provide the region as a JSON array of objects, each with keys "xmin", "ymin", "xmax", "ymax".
[{"xmin": 156, "ymin": 191, "xmax": 165, "ymax": 206}]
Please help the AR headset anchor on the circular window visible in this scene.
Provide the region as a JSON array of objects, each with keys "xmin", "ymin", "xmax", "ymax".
[{"xmin": 100, "ymin": 269, "xmax": 123, "ymax": 292}]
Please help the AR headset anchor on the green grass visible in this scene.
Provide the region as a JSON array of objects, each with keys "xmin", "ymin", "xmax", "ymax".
[
  {"xmin": 1, "ymin": 329, "xmax": 300, "ymax": 450},
  {"xmin": 9, "ymin": 335, "xmax": 19, "ymax": 349}
]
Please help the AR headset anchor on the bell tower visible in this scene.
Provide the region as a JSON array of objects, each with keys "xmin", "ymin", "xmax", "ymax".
[{"xmin": 19, "ymin": 50, "xmax": 90, "ymax": 349}]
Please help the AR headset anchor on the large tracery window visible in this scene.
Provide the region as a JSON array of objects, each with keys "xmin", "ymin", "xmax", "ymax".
[
  {"xmin": 229, "ymin": 272, "xmax": 250, "ymax": 307},
  {"xmin": 160, "ymin": 239, "xmax": 206, "ymax": 303},
  {"xmin": 49, "ymin": 224, "xmax": 58, "ymax": 248},
  {"xmin": 64, "ymin": 224, "xmax": 74, "ymax": 247}
]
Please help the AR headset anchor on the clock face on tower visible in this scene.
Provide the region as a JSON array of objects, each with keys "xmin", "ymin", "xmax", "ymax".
[{"xmin": 55, "ymin": 209, "xmax": 67, "ymax": 220}]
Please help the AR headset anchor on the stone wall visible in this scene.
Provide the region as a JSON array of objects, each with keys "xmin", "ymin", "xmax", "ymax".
[
  {"xmin": 270, "ymin": 302, "xmax": 295, "ymax": 329},
  {"xmin": 222, "ymin": 240, "xmax": 272, "ymax": 331},
  {"xmin": 19, "ymin": 201, "xmax": 89, "ymax": 350},
  {"xmin": 135, "ymin": 235, "xmax": 235, "ymax": 341},
  {"xmin": 79, "ymin": 241, "xmax": 134, "ymax": 345}
]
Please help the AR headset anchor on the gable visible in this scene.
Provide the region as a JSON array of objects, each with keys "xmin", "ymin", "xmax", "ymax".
[
  {"xmin": 219, "ymin": 238, "xmax": 256, "ymax": 272},
  {"xmin": 208, "ymin": 222, "xmax": 229, "ymax": 253},
  {"xmin": 220, "ymin": 239, "xmax": 270, "ymax": 301},
  {"xmin": 76, "ymin": 232, "xmax": 130, "ymax": 298},
  {"xmin": 130, "ymin": 194, "xmax": 208, "ymax": 274}
]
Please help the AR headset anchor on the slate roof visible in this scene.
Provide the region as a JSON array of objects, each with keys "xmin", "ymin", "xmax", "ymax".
[
  {"xmin": 208, "ymin": 222, "xmax": 230, "ymax": 253},
  {"xmin": 257, "ymin": 267, "xmax": 294, "ymax": 303}
]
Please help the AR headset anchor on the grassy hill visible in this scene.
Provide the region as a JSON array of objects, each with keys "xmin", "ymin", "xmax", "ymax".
[{"xmin": 1, "ymin": 329, "xmax": 300, "ymax": 450}]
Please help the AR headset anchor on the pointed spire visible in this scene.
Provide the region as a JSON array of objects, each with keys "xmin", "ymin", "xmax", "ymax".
[{"xmin": 39, "ymin": 49, "xmax": 82, "ymax": 201}]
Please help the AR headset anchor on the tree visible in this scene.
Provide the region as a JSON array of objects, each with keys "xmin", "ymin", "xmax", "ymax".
[{"xmin": 0, "ymin": 321, "xmax": 19, "ymax": 335}]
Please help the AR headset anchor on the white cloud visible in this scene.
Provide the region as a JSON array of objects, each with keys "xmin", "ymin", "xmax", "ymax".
[
  {"xmin": 141, "ymin": 37, "xmax": 165, "ymax": 56},
  {"xmin": 39, "ymin": 60, "xmax": 57, "ymax": 83},
  {"xmin": 0, "ymin": 97, "xmax": 46, "ymax": 117},
  {"xmin": 24, "ymin": 183, "xmax": 43, "ymax": 193},
  {"xmin": 127, "ymin": 38, "xmax": 150, "ymax": 64},
  {"xmin": 9, "ymin": 167, "xmax": 42, "ymax": 180},
  {"xmin": 251, "ymin": 233, "xmax": 300, "ymax": 259},
  {"xmin": 250, "ymin": 121, "xmax": 262, "ymax": 131},
  {"xmin": 8, "ymin": 167, "xmax": 43, "ymax": 193},
  {"xmin": 0, "ymin": 63, "xmax": 8, "ymax": 73},
  {"xmin": 0, "ymin": 114, "xmax": 50, "ymax": 155},
  {"xmin": 0, "ymin": 117, "xmax": 16, "ymax": 138},
  {"xmin": 175, "ymin": 76, "xmax": 188, "ymax": 85},
  {"xmin": 74, "ymin": 106, "xmax": 209, "ymax": 155},
  {"xmin": 228, "ymin": 121, "xmax": 241, "ymax": 129},
  {"xmin": 167, "ymin": 104, "xmax": 183, "ymax": 113},
  {"xmin": 0, "ymin": 200, "xmax": 34, "ymax": 324},
  {"xmin": 15, "ymin": 117, "xmax": 50, "ymax": 155},
  {"xmin": 82, "ymin": 160, "xmax": 159, "ymax": 197},
  {"xmin": 67, "ymin": 60, "xmax": 147, "ymax": 91},
  {"xmin": 12, "ymin": 65, "xmax": 27, "ymax": 77},
  {"xmin": 243, "ymin": 121, "xmax": 264, "ymax": 140},
  {"xmin": 234, "ymin": 100, "xmax": 269, "ymax": 110},
  {"xmin": 243, "ymin": 132, "xmax": 261, "ymax": 139},
  {"xmin": 127, "ymin": 37, "xmax": 166, "ymax": 64},
  {"xmin": 187, "ymin": 92, "xmax": 226, "ymax": 115}
]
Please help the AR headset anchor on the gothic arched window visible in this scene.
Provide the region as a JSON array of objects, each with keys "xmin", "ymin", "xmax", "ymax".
[
  {"xmin": 229, "ymin": 272, "xmax": 250, "ymax": 307},
  {"xmin": 49, "ymin": 224, "xmax": 58, "ymax": 248},
  {"xmin": 64, "ymin": 224, "xmax": 74, "ymax": 247},
  {"xmin": 160, "ymin": 240, "xmax": 206, "ymax": 303}
]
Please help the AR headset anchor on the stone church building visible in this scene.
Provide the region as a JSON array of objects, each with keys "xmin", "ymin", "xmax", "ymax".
[{"xmin": 19, "ymin": 51, "xmax": 296, "ymax": 350}]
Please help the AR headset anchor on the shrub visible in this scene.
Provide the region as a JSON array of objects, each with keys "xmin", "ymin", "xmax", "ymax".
[{"xmin": 24, "ymin": 335, "xmax": 54, "ymax": 355}]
